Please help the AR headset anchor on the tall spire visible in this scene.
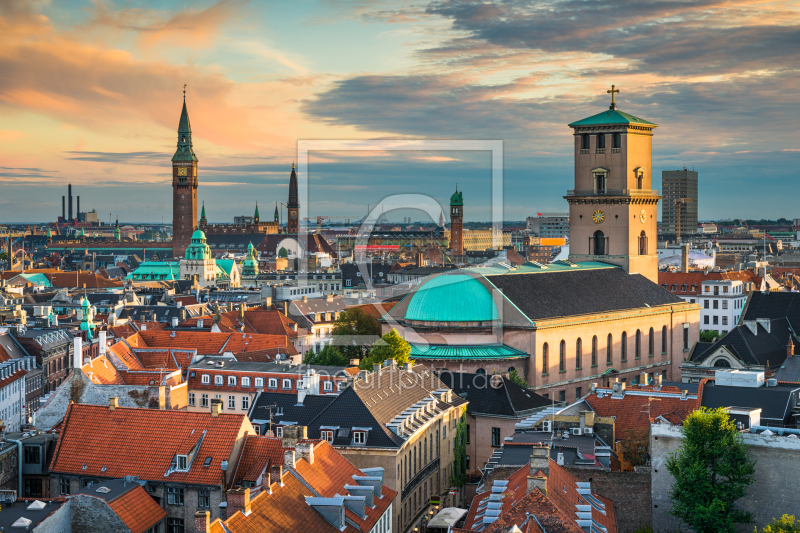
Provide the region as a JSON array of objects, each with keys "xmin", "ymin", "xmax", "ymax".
[
  {"xmin": 288, "ymin": 163, "xmax": 299, "ymax": 208},
  {"xmin": 200, "ymin": 202, "xmax": 206, "ymax": 220},
  {"xmin": 254, "ymin": 202, "xmax": 260, "ymax": 220},
  {"xmin": 274, "ymin": 202, "xmax": 279, "ymax": 222},
  {"xmin": 172, "ymin": 91, "xmax": 197, "ymax": 163}
]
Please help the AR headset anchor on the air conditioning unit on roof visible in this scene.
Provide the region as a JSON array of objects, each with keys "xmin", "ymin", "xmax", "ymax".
[
  {"xmin": 571, "ymin": 428, "xmax": 582, "ymax": 436},
  {"xmin": 584, "ymin": 428, "xmax": 594, "ymax": 435},
  {"xmin": 541, "ymin": 420, "xmax": 552, "ymax": 432}
]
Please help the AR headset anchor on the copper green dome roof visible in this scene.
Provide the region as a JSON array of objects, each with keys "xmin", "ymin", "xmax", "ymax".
[
  {"xmin": 568, "ymin": 108, "xmax": 657, "ymax": 128},
  {"xmin": 191, "ymin": 229, "xmax": 206, "ymax": 240},
  {"xmin": 450, "ymin": 190, "xmax": 463, "ymax": 207},
  {"xmin": 405, "ymin": 274, "xmax": 498, "ymax": 322}
]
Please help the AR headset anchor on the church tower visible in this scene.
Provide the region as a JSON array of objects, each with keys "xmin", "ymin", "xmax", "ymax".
[
  {"xmin": 566, "ymin": 86, "xmax": 660, "ymax": 283},
  {"xmin": 287, "ymin": 163, "xmax": 299, "ymax": 234},
  {"xmin": 172, "ymin": 92, "xmax": 198, "ymax": 258},
  {"xmin": 449, "ymin": 187, "xmax": 463, "ymax": 256}
]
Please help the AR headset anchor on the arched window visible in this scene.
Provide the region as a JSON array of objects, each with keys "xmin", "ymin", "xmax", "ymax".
[
  {"xmin": 592, "ymin": 336, "xmax": 598, "ymax": 366},
  {"xmin": 635, "ymin": 330, "xmax": 641, "ymax": 358},
  {"xmin": 639, "ymin": 230, "xmax": 647, "ymax": 255},
  {"xmin": 542, "ymin": 343, "xmax": 548, "ymax": 374},
  {"xmin": 662, "ymin": 326, "xmax": 668, "ymax": 355},
  {"xmin": 607, "ymin": 334, "xmax": 613, "ymax": 364},
  {"xmin": 476, "ymin": 368, "xmax": 486, "ymax": 375},
  {"xmin": 713, "ymin": 359, "xmax": 731, "ymax": 368},
  {"xmin": 508, "ymin": 367, "xmax": 516, "ymax": 374},
  {"xmin": 594, "ymin": 230, "xmax": 605, "ymax": 256},
  {"xmin": 576, "ymin": 338, "xmax": 582, "ymax": 369},
  {"xmin": 621, "ymin": 332, "xmax": 627, "ymax": 361},
  {"xmin": 649, "ymin": 327, "xmax": 654, "ymax": 356},
  {"xmin": 559, "ymin": 340, "xmax": 565, "ymax": 372}
]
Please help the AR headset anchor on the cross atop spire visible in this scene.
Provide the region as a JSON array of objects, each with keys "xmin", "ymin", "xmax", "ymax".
[{"xmin": 607, "ymin": 84, "xmax": 620, "ymax": 110}]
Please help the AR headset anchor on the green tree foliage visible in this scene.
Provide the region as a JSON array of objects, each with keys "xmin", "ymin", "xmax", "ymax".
[
  {"xmin": 667, "ymin": 407, "xmax": 756, "ymax": 533},
  {"xmin": 0, "ymin": 251, "xmax": 8, "ymax": 262},
  {"xmin": 700, "ymin": 330, "xmax": 723, "ymax": 342},
  {"xmin": 331, "ymin": 307, "xmax": 381, "ymax": 360},
  {"xmin": 760, "ymin": 515, "xmax": 800, "ymax": 533},
  {"xmin": 302, "ymin": 344, "xmax": 349, "ymax": 367},
  {"xmin": 450, "ymin": 412, "xmax": 468, "ymax": 488},
  {"xmin": 508, "ymin": 369, "xmax": 529, "ymax": 388},
  {"xmin": 278, "ymin": 247, "xmax": 288, "ymax": 258},
  {"xmin": 359, "ymin": 328, "xmax": 411, "ymax": 370}
]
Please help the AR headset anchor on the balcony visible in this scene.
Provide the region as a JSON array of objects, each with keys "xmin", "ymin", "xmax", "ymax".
[
  {"xmin": 595, "ymin": 148, "xmax": 606, "ymax": 154},
  {"xmin": 566, "ymin": 189, "xmax": 659, "ymax": 197},
  {"xmin": 402, "ymin": 457, "xmax": 440, "ymax": 500}
]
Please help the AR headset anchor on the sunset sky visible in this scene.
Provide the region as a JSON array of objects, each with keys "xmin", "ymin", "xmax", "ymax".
[{"xmin": 1, "ymin": 0, "xmax": 798, "ymax": 223}]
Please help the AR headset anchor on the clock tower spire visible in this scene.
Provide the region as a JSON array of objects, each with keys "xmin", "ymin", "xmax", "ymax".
[
  {"xmin": 172, "ymin": 88, "xmax": 198, "ymax": 258},
  {"xmin": 287, "ymin": 162, "xmax": 299, "ymax": 234},
  {"xmin": 566, "ymin": 86, "xmax": 660, "ymax": 283}
]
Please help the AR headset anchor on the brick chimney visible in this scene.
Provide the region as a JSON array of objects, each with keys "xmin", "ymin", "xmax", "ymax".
[
  {"xmin": 109, "ymin": 397, "xmax": 119, "ymax": 411},
  {"xmin": 261, "ymin": 470, "xmax": 272, "ymax": 494},
  {"xmin": 527, "ymin": 444, "xmax": 549, "ymax": 494},
  {"xmin": 681, "ymin": 243, "xmax": 690, "ymax": 273},
  {"xmin": 270, "ymin": 464, "xmax": 283, "ymax": 486},
  {"xmin": 296, "ymin": 441, "xmax": 314, "ymax": 465},
  {"xmin": 194, "ymin": 511, "xmax": 210, "ymax": 533},
  {"xmin": 788, "ymin": 337, "xmax": 795, "ymax": 357},
  {"xmin": 284, "ymin": 450, "xmax": 296, "ymax": 468},
  {"xmin": 210, "ymin": 399, "xmax": 223, "ymax": 417},
  {"xmin": 227, "ymin": 487, "xmax": 251, "ymax": 517},
  {"xmin": 281, "ymin": 425, "xmax": 307, "ymax": 449}
]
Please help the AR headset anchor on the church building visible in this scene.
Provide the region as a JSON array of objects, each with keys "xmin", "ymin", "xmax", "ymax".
[{"xmin": 383, "ymin": 89, "xmax": 701, "ymax": 399}]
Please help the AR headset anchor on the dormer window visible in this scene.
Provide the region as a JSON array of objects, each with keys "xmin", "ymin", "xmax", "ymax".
[
  {"xmin": 215, "ymin": 375, "xmax": 223, "ymax": 385},
  {"xmin": 353, "ymin": 431, "xmax": 366, "ymax": 445},
  {"xmin": 255, "ymin": 377, "xmax": 264, "ymax": 388},
  {"xmin": 176, "ymin": 455, "xmax": 189, "ymax": 471},
  {"xmin": 268, "ymin": 378, "xmax": 277, "ymax": 389},
  {"xmin": 324, "ymin": 381, "xmax": 333, "ymax": 392},
  {"xmin": 321, "ymin": 430, "xmax": 334, "ymax": 443},
  {"xmin": 282, "ymin": 379, "xmax": 292, "ymax": 390},
  {"xmin": 201, "ymin": 375, "xmax": 210, "ymax": 384},
  {"xmin": 228, "ymin": 376, "xmax": 237, "ymax": 387},
  {"xmin": 242, "ymin": 377, "xmax": 250, "ymax": 388}
]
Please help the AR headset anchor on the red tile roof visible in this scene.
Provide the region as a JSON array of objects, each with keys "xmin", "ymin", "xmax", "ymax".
[
  {"xmin": 486, "ymin": 488, "xmax": 582, "ymax": 533},
  {"xmin": 463, "ymin": 465, "xmax": 529, "ymax": 530},
  {"xmin": 345, "ymin": 302, "xmax": 397, "ymax": 321},
  {"xmin": 82, "ymin": 356, "xmax": 125, "ymax": 385},
  {"xmin": 182, "ymin": 309, "xmax": 309, "ymax": 339},
  {"xmin": 46, "ymin": 272, "xmax": 122, "ymax": 288},
  {"xmin": 117, "ymin": 370, "xmax": 182, "ymax": 386},
  {"xmin": 658, "ymin": 270, "xmax": 762, "ymax": 296},
  {"xmin": 0, "ymin": 367, "xmax": 27, "ymax": 390},
  {"xmin": 50, "ymin": 404, "xmax": 251, "ymax": 486},
  {"xmin": 107, "ymin": 484, "xmax": 168, "ymax": 533},
  {"xmin": 547, "ymin": 459, "xmax": 616, "ymax": 533},
  {"xmin": 230, "ymin": 435, "xmax": 285, "ymax": 487}
]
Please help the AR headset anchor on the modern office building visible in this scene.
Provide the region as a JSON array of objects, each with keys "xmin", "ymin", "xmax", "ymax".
[
  {"xmin": 526, "ymin": 213, "xmax": 570, "ymax": 239},
  {"xmin": 662, "ymin": 169, "xmax": 699, "ymax": 236}
]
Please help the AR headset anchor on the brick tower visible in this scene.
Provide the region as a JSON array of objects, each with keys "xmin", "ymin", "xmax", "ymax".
[
  {"xmin": 287, "ymin": 163, "xmax": 299, "ymax": 234},
  {"xmin": 449, "ymin": 187, "xmax": 463, "ymax": 256},
  {"xmin": 566, "ymin": 85, "xmax": 660, "ymax": 283},
  {"xmin": 172, "ymin": 93, "xmax": 198, "ymax": 258}
]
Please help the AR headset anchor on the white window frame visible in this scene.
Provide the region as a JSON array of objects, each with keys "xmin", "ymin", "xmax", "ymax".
[
  {"xmin": 268, "ymin": 378, "xmax": 278, "ymax": 389},
  {"xmin": 282, "ymin": 378, "xmax": 292, "ymax": 390},
  {"xmin": 242, "ymin": 377, "xmax": 250, "ymax": 388},
  {"xmin": 188, "ymin": 393, "xmax": 195, "ymax": 406},
  {"xmin": 353, "ymin": 431, "xmax": 366, "ymax": 445},
  {"xmin": 176, "ymin": 455, "xmax": 188, "ymax": 471},
  {"xmin": 201, "ymin": 375, "xmax": 210, "ymax": 385},
  {"xmin": 214, "ymin": 375, "xmax": 223, "ymax": 385},
  {"xmin": 321, "ymin": 430, "xmax": 334, "ymax": 443},
  {"xmin": 242, "ymin": 396, "xmax": 250, "ymax": 410},
  {"xmin": 228, "ymin": 376, "xmax": 237, "ymax": 387},
  {"xmin": 255, "ymin": 377, "xmax": 264, "ymax": 388},
  {"xmin": 323, "ymin": 381, "xmax": 333, "ymax": 392},
  {"xmin": 276, "ymin": 426, "xmax": 284, "ymax": 438}
]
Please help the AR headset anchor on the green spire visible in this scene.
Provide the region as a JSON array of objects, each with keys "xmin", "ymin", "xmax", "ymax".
[
  {"xmin": 79, "ymin": 227, "xmax": 85, "ymax": 237},
  {"xmin": 200, "ymin": 202, "xmax": 206, "ymax": 221},
  {"xmin": 172, "ymin": 95, "xmax": 198, "ymax": 162},
  {"xmin": 254, "ymin": 202, "xmax": 260, "ymax": 220},
  {"xmin": 274, "ymin": 202, "xmax": 279, "ymax": 222}
]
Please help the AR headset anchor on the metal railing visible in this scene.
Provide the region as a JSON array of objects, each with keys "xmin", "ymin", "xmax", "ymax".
[
  {"xmin": 580, "ymin": 149, "xmax": 590, "ymax": 155},
  {"xmin": 566, "ymin": 189, "xmax": 659, "ymax": 197},
  {"xmin": 402, "ymin": 457, "xmax": 440, "ymax": 500},
  {"xmin": 595, "ymin": 148, "xmax": 605, "ymax": 154}
]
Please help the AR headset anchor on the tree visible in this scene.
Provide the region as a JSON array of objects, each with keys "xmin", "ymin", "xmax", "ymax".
[
  {"xmin": 700, "ymin": 330, "xmax": 723, "ymax": 343},
  {"xmin": 331, "ymin": 307, "xmax": 381, "ymax": 360},
  {"xmin": 761, "ymin": 515, "xmax": 800, "ymax": 533},
  {"xmin": 508, "ymin": 369, "xmax": 529, "ymax": 388},
  {"xmin": 303, "ymin": 344, "xmax": 349, "ymax": 367},
  {"xmin": 666, "ymin": 407, "xmax": 756, "ymax": 533},
  {"xmin": 359, "ymin": 328, "xmax": 412, "ymax": 370},
  {"xmin": 450, "ymin": 412, "xmax": 468, "ymax": 488},
  {"xmin": 0, "ymin": 251, "xmax": 7, "ymax": 262}
]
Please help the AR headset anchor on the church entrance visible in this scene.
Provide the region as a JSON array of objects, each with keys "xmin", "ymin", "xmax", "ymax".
[{"xmin": 594, "ymin": 231, "xmax": 605, "ymax": 255}]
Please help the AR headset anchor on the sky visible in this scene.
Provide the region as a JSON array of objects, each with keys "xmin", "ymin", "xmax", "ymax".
[{"xmin": 1, "ymin": 0, "xmax": 799, "ymax": 224}]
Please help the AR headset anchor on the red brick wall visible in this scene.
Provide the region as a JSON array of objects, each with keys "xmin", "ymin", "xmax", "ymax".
[{"xmin": 566, "ymin": 466, "xmax": 652, "ymax": 533}]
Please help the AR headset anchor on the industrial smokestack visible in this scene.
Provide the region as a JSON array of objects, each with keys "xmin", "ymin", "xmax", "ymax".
[
  {"xmin": 681, "ymin": 243, "xmax": 690, "ymax": 273},
  {"xmin": 77, "ymin": 196, "xmax": 80, "ymax": 221},
  {"xmin": 62, "ymin": 196, "xmax": 65, "ymax": 221},
  {"xmin": 68, "ymin": 183, "xmax": 73, "ymax": 221}
]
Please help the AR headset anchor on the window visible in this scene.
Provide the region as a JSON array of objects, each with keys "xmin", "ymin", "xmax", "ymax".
[
  {"xmin": 24, "ymin": 446, "xmax": 40, "ymax": 464},
  {"xmin": 681, "ymin": 284, "xmax": 687, "ymax": 292},
  {"xmin": 621, "ymin": 332, "xmax": 627, "ymax": 361},
  {"xmin": 713, "ymin": 316, "xmax": 719, "ymax": 325},
  {"xmin": 228, "ymin": 376, "xmax": 237, "ymax": 387},
  {"xmin": 575, "ymin": 338, "xmax": 582, "ymax": 369},
  {"xmin": 612, "ymin": 132, "xmax": 621, "ymax": 149},
  {"xmin": 268, "ymin": 378, "xmax": 277, "ymax": 389},
  {"xmin": 683, "ymin": 326, "xmax": 689, "ymax": 350},
  {"xmin": 255, "ymin": 377, "xmax": 264, "ymax": 388},
  {"xmin": 242, "ymin": 396, "xmax": 249, "ymax": 410},
  {"xmin": 201, "ymin": 394, "xmax": 209, "ymax": 408},
  {"xmin": 691, "ymin": 285, "xmax": 698, "ymax": 292},
  {"xmin": 591, "ymin": 336, "xmax": 597, "ymax": 366},
  {"xmin": 704, "ymin": 286, "xmax": 710, "ymax": 293},
  {"xmin": 596, "ymin": 133, "xmax": 605, "ymax": 148},
  {"xmin": 558, "ymin": 390, "xmax": 565, "ymax": 402},
  {"xmin": 214, "ymin": 375, "xmax": 223, "ymax": 385},
  {"xmin": 714, "ymin": 286, "xmax": 719, "ymax": 295},
  {"xmin": 241, "ymin": 377, "xmax": 250, "ymax": 388},
  {"xmin": 201, "ymin": 375, "xmax": 210, "ymax": 384},
  {"xmin": 576, "ymin": 387, "xmax": 582, "ymax": 399},
  {"xmin": 176, "ymin": 455, "xmax": 188, "ymax": 471},
  {"xmin": 662, "ymin": 326, "xmax": 668, "ymax": 354},
  {"xmin": 321, "ymin": 430, "xmax": 334, "ymax": 443},
  {"xmin": 648, "ymin": 327, "xmax": 654, "ymax": 356},
  {"xmin": 639, "ymin": 231, "xmax": 647, "ymax": 255},
  {"xmin": 593, "ymin": 230, "xmax": 605, "ymax": 255},
  {"xmin": 324, "ymin": 381, "xmax": 333, "ymax": 392},
  {"xmin": 722, "ymin": 300, "xmax": 728, "ymax": 309},
  {"xmin": 722, "ymin": 316, "xmax": 728, "ymax": 326},
  {"xmin": 188, "ymin": 393, "xmax": 195, "ymax": 407},
  {"xmin": 198, "ymin": 489, "xmax": 210, "ymax": 508},
  {"xmin": 542, "ymin": 343, "xmax": 548, "ymax": 374},
  {"xmin": 607, "ymin": 334, "xmax": 612, "ymax": 363},
  {"xmin": 282, "ymin": 379, "xmax": 292, "ymax": 390},
  {"xmin": 167, "ymin": 518, "xmax": 184, "ymax": 533},
  {"xmin": 353, "ymin": 431, "xmax": 366, "ymax": 445},
  {"xmin": 60, "ymin": 477, "xmax": 70, "ymax": 495},
  {"xmin": 582, "ymin": 134, "xmax": 590, "ymax": 150},
  {"xmin": 167, "ymin": 486, "xmax": 184, "ymax": 505},
  {"xmin": 713, "ymin": 300, "xmax": 719, "ymax": 309},
  {"xmin": 228, "ymin": 395, "xmax": 236, "ymax": 409},
  {"xmin": 635, "ymin": 329, "xmax": 641, "ymax": 358},
  {"xmin": 492, "ymin": 427, "xmax": 501, "ymax": 447},
  {"xmin": 559, "ymin": 340, "xmax": 565, "ymax": 371}
]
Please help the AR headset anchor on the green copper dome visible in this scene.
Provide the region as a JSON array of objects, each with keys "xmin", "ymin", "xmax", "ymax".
[
  {"xmin": 186, "ymin": 230, "xmax": 211, "ymax": 260},
  {"xmin": 405, "ymin": 274, "xmax": 498, "ymax": 323},
  {"xmin": 450, "ymin": 189, "xmax": 463, "ymax": 207},
  {"xmin": 241, "ymin": 242, "xmax": 259, "ymax": 277}
]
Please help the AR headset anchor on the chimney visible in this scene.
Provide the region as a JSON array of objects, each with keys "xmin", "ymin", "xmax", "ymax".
[
  {"xmin": 261, "ymin": 470, "xmax": 272, "ymax": 494},
  {"xmin": 227, "ymin": 487, "xmax": 251, "ymax": 517},
  {"xmin": 788, "ymin": 338, "xmax": 795, "ymax": 357},
  {"xmin": 282, "ymin": 425, "xmax": 307, "ymax": 448},
  {"xmin": 73, "ymin": 336, "xmax": 83, "ymax": 369},
  {"xmin": 416, "ymin": 252, "xmax": 423, "ymax": 267},
  {"xmin": 640, "ymin": 372, "xmax": 648, "ymax": 386},
  {"xmin": 326, "ymin": 294, "xmax": 333, "ymax": 302},
  {"xmin": 263, "ymin": 296, "xmax": 272, "ymax": 309},
  {"xmin": 681, "ymin": 243, "xmax": 690, "ymax": 273},
  {"xmin": 99, "ymin": 330, "xmax": 107, "ymax": 356},
  {"xmin": 109, "ymin": 397, "xmax": 119, "ymax": 410},
  {"xmin": 527, "ymin": 444, "xmax": 549, "ymax": 494},
  {"xmin": 296, "ymin": 441, "xmax": 315, "ymax": 465},
  {"xmin": 373, "ymin": 363, "xmax": 381, "ymax": 374},
  {"xmin": 270, "ymin": 464, "xmax": 283, "ymax": 486},
  {"xmin": 681, "ymin": 390, "xmax": 688, "ymax": 400},
  {"xmin": 172, "ymin": 317, "xmax": 179, "ymax": 328},
  {"xmin": 403, "ymin": 362, "xmax": 413, "ymax": 371},
  {"xmin": 218, "ymin": 502, "xmax": 227, "ymax": 521},
  {"xmin": 654, "ymin": 374, "xmax": 663, "ymax": 388},
  {"xmin": 284, "ymin": 450, "xmax": 296, "ymax": 468},
  {"xmin": 210, "ymin": 399, "xmax": 223, "ymax": 417},
  {"xmin": 302, "ymin": 295, "xmax": 308, "ymax": 302},
  {"xmin": 68, "ymin": 183, "xmax": 73, "ymax": 221},
  {"xmin": 194, "ymin": 511, "xmax": 210, "ymax": 533},
  {"xmin": 180, "ymin": 308, "xmax": 187, "ymax": 321}
]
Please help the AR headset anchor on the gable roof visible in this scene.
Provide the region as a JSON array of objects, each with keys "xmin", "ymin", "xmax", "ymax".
[
  {"xmin": 230, "ymin": 435, "xmax": 285, "ymax": 487},
  {"xmin": 439, "ymin": 372, "xmax": 550, "ymax": 416},
  {"xmin": 103, "ymin": 484, "xmax": 167, "ymax": 533},
  {"xmin": 50, "ymin": 404, "xmax": 251, "ymax": 486},
  {"xmin": 700, "ymin": 380, "xmax": 800, "ymax": 423}
]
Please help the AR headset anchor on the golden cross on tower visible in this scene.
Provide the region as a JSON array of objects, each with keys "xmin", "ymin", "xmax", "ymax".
[{"xmin": 607, "ymin": 84, "xmax": 620, "ymax": 108}]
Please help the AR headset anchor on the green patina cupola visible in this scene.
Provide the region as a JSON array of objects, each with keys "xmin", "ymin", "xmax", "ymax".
[
  {"xmin": 254, "ymin": 202, "xmax": 260, "ymax": 221},
  {"xmin": 114, "ymin": 217, "xmax": 120, "ymax": 241},
  {"xmin": 450, "ymin": 187, "xmax": 463, "ymax": 207},
  {"xmin": 185, "ymin": 229, "xmax": 211, "ymax": 260},
  {"xmin": 172, "ymin": 97, "xmax": 198, "ymax": 163},
  {"xmin": 199, "ymin": 202, "xmax": 207, "ymax": 226},
  {"xmin": 79, "ymin": 293, "xmax": 93, "ymax": 339},
  {"xmin": 241, "ymin": 242, "xmax": 259, "ymax": 277}
]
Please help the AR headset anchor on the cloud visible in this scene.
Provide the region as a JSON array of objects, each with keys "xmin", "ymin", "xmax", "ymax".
[{"xmin": 63, "ymin": 151, "xmax": 169, "ymax": 164}]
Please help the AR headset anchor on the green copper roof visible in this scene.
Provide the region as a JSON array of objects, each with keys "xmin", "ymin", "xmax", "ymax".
[
  {"xmin": 192, "ymin": 229, "xmax": 206, "ymax": 240},
  {"xmin": 178, "ymin": 100, "xmax": 191, "ymax": 133},
  {"xmin": 405, "ymin": 274, "xmax": 498, "ymax": 322},
  {"xmin": 125, "ymin": 261, "xmax": 180, "ymax": 280},
  {"xmin": 254, "ymin": 203, "xmax": 260, "ymax": 219},
  {"xmin": 17, "ymin": 273, "xmax": 51, "ymax": 287},
  {"xmin": 216, "ymin": 259, "xmax": 236, "ymax": 277},
  {"xmin": 172, "ymin": 99, "xmax": 198, "ymax": 162},
  {"xmin": 568, "ymin": 108, "xmax": 657, "ymax": 127},
  {"xmin": 200, "ymin": 203, "xmax": 206, "ymax": 220},
  {"xmin": 450, "ymin": 189, "xmax": 463, "ymax": 207},
  {"xmin": 460, "ymin": 260, "xmax": 615, "ymax": 277},
  {"xmin": 410, "ymin": 344, "xmax": 527, "ymax": 360}
]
